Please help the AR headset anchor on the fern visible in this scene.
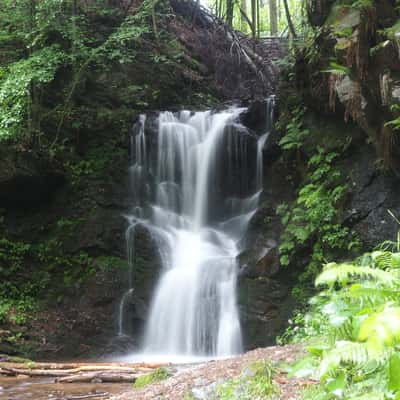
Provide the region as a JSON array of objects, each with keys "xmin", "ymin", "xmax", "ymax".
[
  {"xmin": 358, "ymin": 308, "xmax": 400, "ymax": 354},
  {"xmin": 287, "ymin": 243, "xmax": 400, "ymax": 399},
  {"xmin": 370, "ymin": 250, "xmax": 393, "ymax": 270},
  {"xmin": 319, "ymin": 341, "xmax": 369, "ymax": 379},
  {"xmin": 348, "ymin": 284, "xmax": 400, "ymax": 306},
  {"xmin": 315, "ymin": 263, "xmax": 398, "ymax": 288}
]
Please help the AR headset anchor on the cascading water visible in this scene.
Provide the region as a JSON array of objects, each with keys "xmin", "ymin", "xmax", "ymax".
[{"xmin": 119, "ymin": 98, "xmax": 274, "ymax": 360}]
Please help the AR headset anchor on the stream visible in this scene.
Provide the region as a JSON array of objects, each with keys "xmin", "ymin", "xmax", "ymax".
[{"xmin": 0, "ymin": 376, "xmax": 130, "ymax": 400}]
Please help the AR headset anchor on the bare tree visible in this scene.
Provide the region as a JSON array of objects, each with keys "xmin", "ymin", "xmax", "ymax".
[
  {"xmin": 251, "ymin": 0, "xmax": 256, "ymax": 38},
  {"xmin": 283, "ymin": 0, "xmax": 297, "ymax": 37},
  {"xmin": 226, "ymin": 0, "xmax": 234, "ymax": 26},
  {"xmin": 269, "ymin": 0, "xmax": 278, "ymax": 35},
  {"xmin": 240, "ymin": 0, "xmax": 247, "ymax": 31}
]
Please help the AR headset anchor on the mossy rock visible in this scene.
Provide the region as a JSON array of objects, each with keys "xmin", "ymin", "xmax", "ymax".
[
  {"xmin": 133, "ymin": 367, "xmax": 172, "ymax": 388},
  {"xmin": 326, "ymin": 3, "xmax": 360, "ymax": 32},
  {"xmin": 302, "ymin": 111, "xmax": 362, "ymax": 157}
]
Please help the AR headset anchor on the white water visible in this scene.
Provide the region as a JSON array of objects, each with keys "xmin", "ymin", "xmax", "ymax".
[{"xmin": 118, "ymin": 100, "xmax": 274, "ymax": 361}]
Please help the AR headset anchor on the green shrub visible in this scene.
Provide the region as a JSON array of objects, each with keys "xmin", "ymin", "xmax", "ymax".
[{"xmin": 286, "ymin": 236, "xmax": 400, "ymax": 399}]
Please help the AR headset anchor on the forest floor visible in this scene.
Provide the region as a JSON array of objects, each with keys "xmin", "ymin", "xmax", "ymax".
[
  {"xmin": 113, "ymin": 344, "xmax": 314, "ymax": 400},
  {"xmin": 0, "ymin": 345, "xmax": 314, "ymax": 399}
]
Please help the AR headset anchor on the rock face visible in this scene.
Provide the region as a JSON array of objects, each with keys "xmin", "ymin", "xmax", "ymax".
[
  {"xmin": 302, "ymin": 0, "xmax": 400, "ymax": 172},
  {"xmin": 342, "ymin": 143, "xmax": 400, "ymax": 249},
  {"xmin": 0, "ymin": 147, "xmax": 65, "ymax": 207},
  {"xmin": 295, "ymin": 0, "xmax": 400, "ymax": 249}
]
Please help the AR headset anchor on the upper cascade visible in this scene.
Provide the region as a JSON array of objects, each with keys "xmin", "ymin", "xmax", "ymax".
[{"xmin": 120, "ymin": 99, "xmax": 274, "ymax": 360}]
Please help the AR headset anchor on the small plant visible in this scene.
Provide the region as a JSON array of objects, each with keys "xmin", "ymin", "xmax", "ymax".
[
  {"xmin": 133, "ymin": 367, "xmax": 171, "ymax": 388},
  {"xmin": 321, "ymin": 60, "xmax": 351, "ymax": 76},
  {"xmin": 385, "ymin": 105, "xmax": 400, "ymax": 132},
  {"xmin": 277, "ymin": 148, "xmax": 359, "ymax": 298},
  {"xmin": 350, "ymin": 0, "xmax": 373, "ymax": 11},
  {"xmin": 278, "ymin": 106, "xmax": 309, "ymax": 151},
  {"xmin": 216, "ymin": 361, "xmax": 278, "ymax": 400}
]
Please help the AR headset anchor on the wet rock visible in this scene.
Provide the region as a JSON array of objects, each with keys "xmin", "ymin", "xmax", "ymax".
[
  {"xmin": 340, "ymin": 142, "xmax": 400, "ymax": 249},
  {"xmin": 238, "ymin": 276, "xmax": 293, "ymax": 349},
  {"xmin": 239, "ymin": 238, "xmax": 279, "ymax": 279},
  {"xmin": 69, "ymin": 209, "xmax": 126, "ymax": 254},
  {"xmin": 240, "ymin": 99, "xmax": 271, "ymax": 134},
  {"xmin": 0, "ymin": 148, "xmax": 65, "ymax": 208},
  {"xmin": 335, "ymin": 8, "xmax": 360, "ymax": 30},
  {"xmin": 373, "ymin": 40, "xmax": 400, "ymax": 73},
  {"xmin": 335, "ymin": 76, "xmax": 367, "ymax": 110},
  {"xmin": 392, "ymin": 84, "xmax": 400, "ymax": 102}
]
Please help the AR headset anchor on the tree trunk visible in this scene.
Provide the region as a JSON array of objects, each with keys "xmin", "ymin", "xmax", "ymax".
[
  {"xmin": 226, "ymin": 0, "xmax": 234, "ymax": 26},
  {"xmin": 283, "ymin": 0, "xmax": 297, "ymax": 38},
  {"xmin": 240, "ymin": 0, "xmax": 247, "ymax": 31},
  {"xmin": 251, "ymin": 0, "xmax": 256, "ymax": 39},
  {"xmin": 269, "ymin": 0, "xmax": 278, "ymax": 36}
]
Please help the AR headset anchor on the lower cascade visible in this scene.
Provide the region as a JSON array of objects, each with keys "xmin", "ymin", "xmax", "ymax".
[{"xmin": 119, "ymin": 100, "xmax": 274, "ymax": 359}]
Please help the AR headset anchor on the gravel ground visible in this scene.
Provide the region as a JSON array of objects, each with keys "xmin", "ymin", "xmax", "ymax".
[{"xmin": 112, "ymin": 345, "xmax": 316, "ymax": 400}]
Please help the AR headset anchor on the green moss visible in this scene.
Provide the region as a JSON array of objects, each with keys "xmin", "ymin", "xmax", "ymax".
[
  {"xmin": 326, "ymin": 3, "xmax": 360, "ymax": 32},
  {"xmin": 8, "ymin": 356, "xmax": 33, "ymax": 363},
  {"xmin": 96, "ymin": 256, "xmax": 127, "ymax": 269},
  {"xmin": 350, "ymin": 0, "xmax": 373, "ymax": 10},
  {"xmin": 0, "ymin": 234, "xmax": 95, "ymax": 325},
  {"xmin": 183, "ymin": 393, "xmax": 197, "ymax": 400},
  {"xmin": 385, "ymin": 19, "xmax": 400, "ymax": 41},
  {"xmin": 216, "ymin": 361, "xmax": 278, "ymax": 400},
  {"xmin": 133, "ymin": 367, "xmax": 171, "ymax": 388}
]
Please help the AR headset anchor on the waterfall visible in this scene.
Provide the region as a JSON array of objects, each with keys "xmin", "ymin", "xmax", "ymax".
[{"xmin": 120, "ymin": 99, "xmax": 274, "ymax": 360}]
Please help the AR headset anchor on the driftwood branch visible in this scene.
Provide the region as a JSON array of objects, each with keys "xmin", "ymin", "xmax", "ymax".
[
  {"xmin": 57, "ymin": 372, "xmax": 142, "ymax": 383},
  {"xmin": 66, "ymin": 393, "xmax": 109, "ymax": 400},
  {"xmin": 0, "ymin": 361, "xmax": 170, "ymax": 383}
]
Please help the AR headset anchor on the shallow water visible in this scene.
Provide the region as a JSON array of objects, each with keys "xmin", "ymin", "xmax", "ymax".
[{"xmin": 0, "ymin": 376, "xmax": 130, "ymax": 400}]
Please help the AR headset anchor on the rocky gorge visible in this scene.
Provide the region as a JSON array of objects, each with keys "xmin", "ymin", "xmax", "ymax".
[{"xmin": 0, "ymin": 0, "xmax": 399, "ymax": 382}]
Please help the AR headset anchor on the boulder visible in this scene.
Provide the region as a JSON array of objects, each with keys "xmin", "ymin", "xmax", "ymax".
[{"xmin": 238, "ymin": 276, "xmax": 293, "ymax": 349}]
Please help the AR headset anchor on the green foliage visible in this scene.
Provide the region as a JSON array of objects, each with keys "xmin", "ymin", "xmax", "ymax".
[
  {"xmin": 66, "ymin": 141, "xmax": 125, "ymax": 184},
  {"xmin": 350, "ymin": 0, "xmax": 373, "ymax": 11},
  {"xmin": 278, "ymin": 107, "xmax": 309, "ymax": 150},
  {"xmin": 0, "ymin": 0, "xmax": 189, "ymax": 148},
  {"xmin": 133, "ymin": 367, "xmax": 171, "ymax": 388},
  {"xmin": 385, "ymin": 105, "xmax": 400, "ymax": 132},
  {"xmin": 277, "ymin": 147, "xmax": 358, "ymax": 298},
  {"xmin": 0, "ymin": 235, "xmax": 94, "ymax": 324},
  {"xmin": 322, "ymin": 60, "xmax": 351, "ymax": 76},
  {"xmin": 285, "ymin": 240, "xmax": 400, "ymax": 399},
  {"xmin": 205, "ymin": 0, "xmax": 304, "ymax": 37},
  {"xmin": 384, "ymin": 19, "xmax": 400, "ymax": 41},
  {"xmin": 0, "ymin": 45, "xmax": 66, "ymax": 139},
  {"xmin": 96, "ymin": 256, "xmax": 127, "ymax": 270},
  {"xmin": 216, "ymin": 361, "xmax": 278, "ymax": 400}
]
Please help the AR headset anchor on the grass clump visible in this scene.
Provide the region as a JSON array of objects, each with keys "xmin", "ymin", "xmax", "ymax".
[{"xmin": 133, "ymin": 367, "xmax": 171, "ymax": 388}]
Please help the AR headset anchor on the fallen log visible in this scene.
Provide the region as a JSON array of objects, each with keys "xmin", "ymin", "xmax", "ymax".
[
  {"xmin": 0, "ymin": 367, "xmax": 17, "ymax": 376},
  {"xmin": 0, "ymin": 361, "xmax": 168, "ymax": 370},
  {"xmin": 0, "ymin": 360, "xmax": 172, "ymax": 383},
  {"xmin": 66, "ymin": 394, "xmax": 109, "ymax": 400},
  {"xmin": 57, "ymin": 372, "xmax": 141, "ymax": 383},
  {"xmin": 1, "ymin": 366, "xmax": 161, "ymax": 377}
]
